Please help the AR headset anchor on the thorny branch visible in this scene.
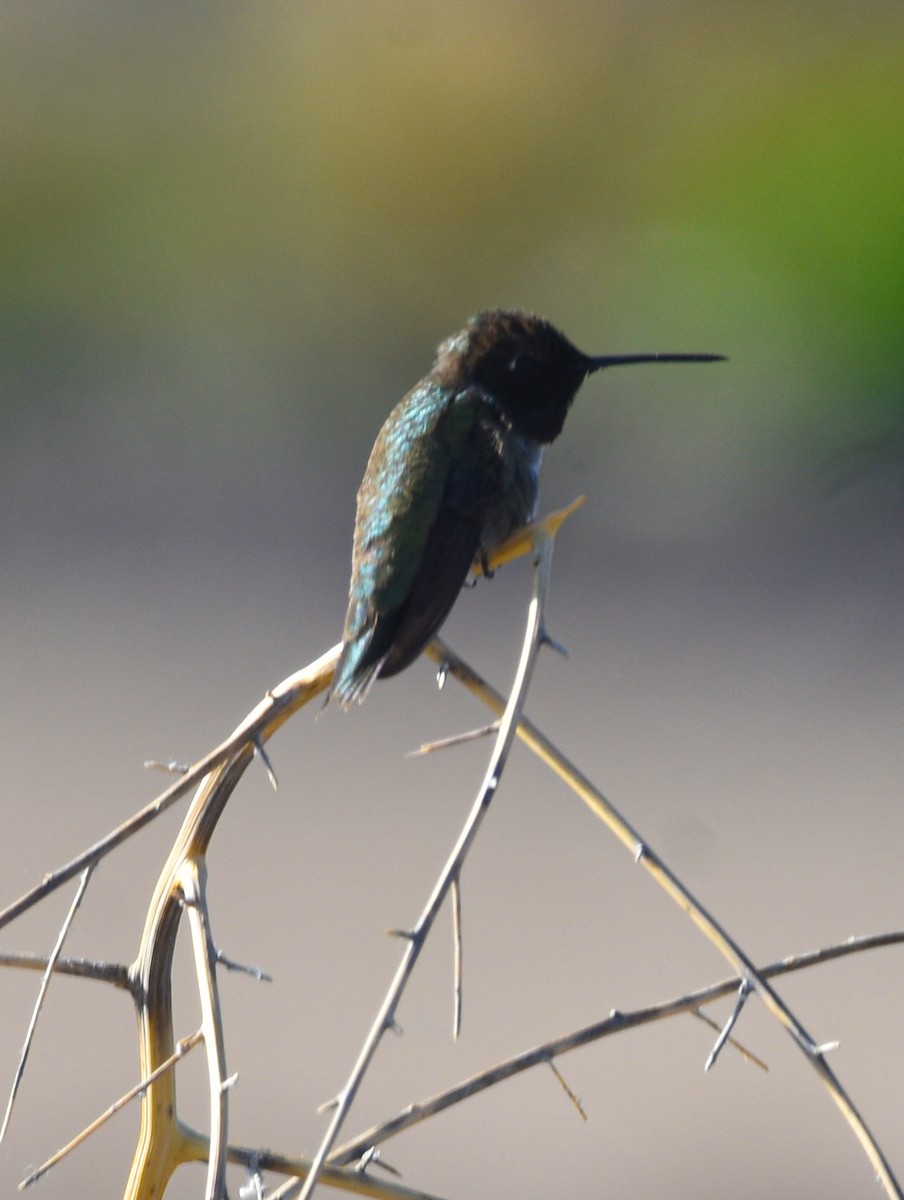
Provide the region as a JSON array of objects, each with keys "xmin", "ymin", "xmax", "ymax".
[
  {"xmin": 0, "ymin": 497, "xmax": 901, "ymax": 1198},
  {"xmin": 423, "ymin": 638, "xmax": 903, "ymax": 1198},
  {"xmin": 330, "ymin": 930, "xmax": 904, "ymax": 1166},
  {"xmin": 272, "ymin": 527, "xmax": 560, "ymax": 1200}
]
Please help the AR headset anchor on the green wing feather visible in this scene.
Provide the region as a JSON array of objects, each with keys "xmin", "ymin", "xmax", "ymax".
[{"xmin": 332, "ymin": 384, "xmax": 495, "ymax": 706}]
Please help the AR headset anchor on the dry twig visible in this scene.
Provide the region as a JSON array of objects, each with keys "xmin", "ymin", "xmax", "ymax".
[
  {"xmin": 273, "ymin": 526, "xmax": 560, "ymax": 1200},
  {"xmin": 1, "ymin": 495, "xmax": 901, "ymax": 1198},
  {"xmin": 1, "ymin": 867, "xmax": 94, "ymax": 1143},
  {"xmin": 422, "ymin": 638, "xmax": 902, "ymax": 1198}
]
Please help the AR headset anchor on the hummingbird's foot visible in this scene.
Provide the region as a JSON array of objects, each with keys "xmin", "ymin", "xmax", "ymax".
[
  {"xmin": 464, "ymin": 553, "xmax": 493, "ymax": 587},
  {"xmin": 540, "ymin": 626, "xmax": 569, "ymax": 658}
]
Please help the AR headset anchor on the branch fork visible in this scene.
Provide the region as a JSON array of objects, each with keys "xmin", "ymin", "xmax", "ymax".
[{"xmin": 0, "ymin": 493, "xmax": 900, "ymax": 1199}]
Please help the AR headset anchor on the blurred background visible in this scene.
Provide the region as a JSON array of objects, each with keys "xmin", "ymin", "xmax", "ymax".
[{"xmin": 2, "ymin": 2, "xmax": 903, "ymax": 1196}]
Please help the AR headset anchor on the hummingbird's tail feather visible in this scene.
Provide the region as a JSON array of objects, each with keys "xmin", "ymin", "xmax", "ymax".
[
  {"xmin": 330, "ymin": 641, "xmax": 385, "ymax": 708},
  {"xmin": 331, "ymin": 605, "xmax": 401, "ymax": 708}
]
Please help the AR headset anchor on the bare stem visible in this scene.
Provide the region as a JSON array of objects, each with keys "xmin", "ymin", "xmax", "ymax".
[
  {"xmin": 272, "ymin": 532, "xmax": 558, "ymax": 1200},
  {"xmin": 424, "ymin": 640, "xmax": 903, "ymax": 1199},
  {"xmin": 179, "ymin": 860, "xmax": 230, "ymax": 1200},
  {"xmin": 331, "ymin": 929, "xmax": 904, "ymax": 1166},
  {"xmin": 1, "ymin": 867, "xmax": 94, "ymax": 1144},
  {"xmin": 0, "ymin": 644, "xmax": 342, "ymax": 939},
  {"xmin": 20, "ymin": 1032, "xmax": 203, "ymax": 1190},
  {"xmin": 451, "ymin": 877, "xmax": 463, "ymax": 1040},
  {"xmin": 0, "ymin": 952, "xmax": 132, "ymax": 990}
]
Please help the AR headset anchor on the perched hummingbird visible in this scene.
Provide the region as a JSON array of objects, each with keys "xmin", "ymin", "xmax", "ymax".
[{"xmin": 331, "ymin": 310, "xmax": 723, "ymax": 707}]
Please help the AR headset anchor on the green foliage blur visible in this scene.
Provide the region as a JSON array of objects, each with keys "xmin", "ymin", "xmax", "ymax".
[{"xmin": 2, "ymin": 1, "xmax": 903, "ymax": 548}]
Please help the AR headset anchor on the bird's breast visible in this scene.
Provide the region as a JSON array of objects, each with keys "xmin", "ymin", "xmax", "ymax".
[{"xmin": 478, "ymin": 430, "xmax": 544, "ymax": 553}]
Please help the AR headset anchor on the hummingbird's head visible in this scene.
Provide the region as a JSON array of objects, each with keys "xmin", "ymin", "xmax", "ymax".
[
  {"xmin": 435, "ymin": 310, "xmax": 593, "ymax": 444},
  {"xmin": 434, "ymin": 310, "xmax": 725, "ymax": 444}
]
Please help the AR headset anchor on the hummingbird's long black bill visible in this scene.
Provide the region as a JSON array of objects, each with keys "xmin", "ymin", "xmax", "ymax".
[{"xmin": 585, "ymin": 352, "xmax": 726, "ymax": 371}]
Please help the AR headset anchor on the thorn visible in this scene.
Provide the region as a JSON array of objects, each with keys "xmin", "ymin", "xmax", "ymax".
[
  {"xmin": 452, "ymin": 875, "xmax": 463, "ymax": 1041},
  {"xmin": 812, "ymin": 1040, "xmax": 841, "ymax": 1056},
  {"xmin": 546, "ymin": 1058, "xmax": 588, "ymax": 1121},
  {"xmin": 355, "ymin": 1146, "xmax": 402, "ymax": 1178},
  {"xmin": 435, "ymin": 660, "xmax": 450, "ymax": 690},
  {"xmin": 144, "ymin": 759, "xmax": 189, "ymax": 775},
  {"xmin": 540, "ymin": 628, "xmax": 569, "ymax": 658},
  {"xmin": 253, "ymin": 736, "xmax": 278, "ymax": 791},
  {"xmin": 690, "ymin": 1008, "xmax": 769, "ymax": 1072},
  {"xmin": 215, "ymin": 949, "xmax": 273, "ymax": 983},
  {"xmin": 221, "ymin": 1073, "xmax": 239, "ymax": 1093},
  {"xmin": 355, "ymin": 1146, "xmax": 378, "ymax": 1174},
  {"xmin": 406, "ymin": 722, "xmax": 499, "ymax": 756},
  {"xmin": 633, "ymin": 842, "xmax": 646, "ymax": 863},
  {"xmin": 386, "ymin": 928, "xmax": 416, "ymax": 940},
  {"xmin": 316, "ymin": 1095, "xmax": 340, "ymax": 1114},
  {"xmin": 239, "ymin": 1163, "xmax": 266, "ymax": 1200},
  {"xmin": 705, "ymin": 978, "xmax": 752, "ymax": 1072},
  {"xmin": 386, "ymin": 1018, "xmax": 403, "ymax": 1036}
]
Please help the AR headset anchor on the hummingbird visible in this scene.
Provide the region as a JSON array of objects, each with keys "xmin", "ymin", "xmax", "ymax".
[{"xmin": 331, "ymin": 310, "xmax": 724, "ymax": 707}]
